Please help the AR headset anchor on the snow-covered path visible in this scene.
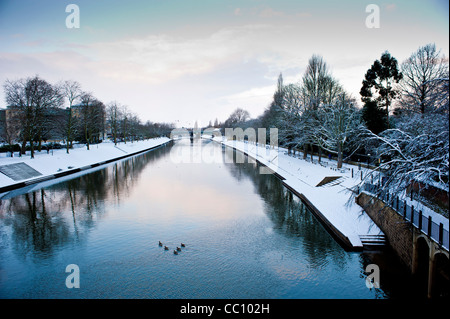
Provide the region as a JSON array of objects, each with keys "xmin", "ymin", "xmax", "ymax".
[
  {"xmin": 213, "ymin": 137, "xmax": 385, "ymax": 250},
  {"xmin": 0, "ymin": 137, "xmax": 171, "ymax": 192}
]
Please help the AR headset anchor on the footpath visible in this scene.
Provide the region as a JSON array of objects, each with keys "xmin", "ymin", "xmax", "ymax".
[{"xmin": 0, "ymin": 137, "xmax": 171, "ymax": 195}]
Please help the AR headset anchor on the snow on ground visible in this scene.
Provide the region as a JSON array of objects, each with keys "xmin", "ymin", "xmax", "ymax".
[{"xmin": 0, "ymin": 137, "xmax": 170, "ymax": 189}]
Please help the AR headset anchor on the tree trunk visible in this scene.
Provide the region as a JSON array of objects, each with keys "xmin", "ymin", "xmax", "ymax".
[
  {"xmin": 85, "ymin": 125, "xmax": 90, "ymax": 150},
  {"xmin": 337, "ymin": 142, "xmax": 343, "ymax": 169},
  {"xmin": 66, "ymin": 108, "xmax": 72, "ymax": 154},
  {"xmin": 21, "ymin": 138, "xmax": 27, "ymax": 155},
  {"xmin": 30, "ymin": 140, "xmax": 35, "ymax": 159},
  {"xmin": 385, "ymin": 79, "xmax": 390, "ymax": 129},
  {"xmin": 303, "ymin": 144, "xmax": 308, "ymax": 159},
  {"xmin": 123, "ymin": 118, "xmax": 127, "ymax": 144},
  {"xmin": 38, "ymin": 135, "xmax": 42, "ymax": 152}
]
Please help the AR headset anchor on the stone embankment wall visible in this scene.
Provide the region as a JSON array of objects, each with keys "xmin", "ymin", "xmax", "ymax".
[{"xmin": 356, "ymin": 192, "xmax": 414, "ymax": 270}]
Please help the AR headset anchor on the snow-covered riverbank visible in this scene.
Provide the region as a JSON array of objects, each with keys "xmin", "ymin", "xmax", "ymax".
[
  {"xmin": 0, "ymin": 137, "xmax": 171, "ymax": 192},
  {"xmin": 210, "ymin": 136, "xmax": 384, "ymax": 250},
  {"xmin": 211, "ymin": 136, "xmax": 448, "ymax": 250}
]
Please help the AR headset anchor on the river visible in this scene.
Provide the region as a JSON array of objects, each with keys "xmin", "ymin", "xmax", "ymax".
[{"xmin": 0, "ymin": 139, "xmax": 417, "ymax": 298}]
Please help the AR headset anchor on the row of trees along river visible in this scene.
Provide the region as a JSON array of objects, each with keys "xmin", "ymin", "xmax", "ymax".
[
  {"xmin": 1, "ymin": 79, "xmax": 174, "ymax": 158},
  {"xmin": 212, "ymin": 43, "xmax": 448, "ymax": 217},
  {"xmin": 1, "ymin": 43, "xmax": 448, "ymax": 216}
]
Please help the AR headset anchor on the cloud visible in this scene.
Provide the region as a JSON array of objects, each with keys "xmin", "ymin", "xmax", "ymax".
[
  {"xmin": 258, "ymin": 7, "xmax": 284, "ymax": 18},
  {"xmin": 295, "ymin": 12, "xmax": 312, "ymax": 18},
  {"xmin": 215, "ymin": 85, "xmax": 277, "ymax": 118},
  {"xmin": 86, "ymin": 24, "xmax": 298, "ymax": 85},
  {"xmin": 3, "ymin": 5, "xmax": 445, "ymax": 125},
  {"xmin": 90, "ymin": 32, "xmax": 235, "ymax": 83}
]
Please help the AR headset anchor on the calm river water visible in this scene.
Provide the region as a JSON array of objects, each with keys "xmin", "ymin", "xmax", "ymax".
[{"xmin": 0, "ymin": 139, "xmax": 416, "ymax": 298}]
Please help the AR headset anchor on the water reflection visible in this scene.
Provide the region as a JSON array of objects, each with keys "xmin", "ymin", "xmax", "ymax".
[
  {"xmin": 1, "ymin": 189, "xmax": 72, "ymax": 260},
  {"xmin": 0, "ymin": 140, "xmax": 388, "ymax": 298},
  {"xmin": 222, "ymin": 148, "xmax": 350, "ymax": 271},
  {"xmin": 0, "ymin": 144, "xmax": 172, "ymax": 261}
]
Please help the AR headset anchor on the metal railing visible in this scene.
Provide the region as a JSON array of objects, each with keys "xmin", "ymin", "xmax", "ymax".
[{"xmin": 361, "ymin": 183, "xmax": 449, "ymax": 250}]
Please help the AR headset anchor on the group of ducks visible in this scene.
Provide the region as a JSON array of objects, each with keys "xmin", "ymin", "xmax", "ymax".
[{"xmin": 159, "ymin": 241, "xmax": 185, "ymax": 255}]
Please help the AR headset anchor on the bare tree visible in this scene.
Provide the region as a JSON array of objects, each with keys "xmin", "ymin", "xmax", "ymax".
[
  {"xmin": 0, "ymin": 109, "xmax": 20, "ymax": 156},
  {"xmin": 276, "ymin": 83, "xmax": 304, "ymax": 153},
  {"xmin": 315, "ymin": 93, "xmax": 362, "ymax": 168},
  {"xmin": 120, "ymin": 105, "xmax": 131, "ymax": 144},
  {"xmin": 78, "ymin": 92, "xmax": 105, "ymax": 150},
  {"xmin": 259, "ymin": 73, "xmax": 285, "ymax": 144},
  {"xmin": 3, "ymin": 76, "xmax": 63, "ymax": 158},
  {"xmin": 301, "ymin": 55, "xmax": 344, "ymax": 160},
  {"xmin": 302, "ymin": 54, "xmax": 338, "ymax": 109},
  {"xmin": 128, "ymin": 113, "xmax": 141, "ymax": 142},
  {"xmin": 60, "ymin": 80, "xmax": 82, "ymax": 153},
  {"xmin": 106, "ymin": 101, "xmax": 122, "ymax": 145},
  {"xmin": 224, "ymin": 108, "xmax": 250, "ymax": 128},
  {"xmin": 399, "ymin": 43, "xmax": 449, "ymax": 115}
]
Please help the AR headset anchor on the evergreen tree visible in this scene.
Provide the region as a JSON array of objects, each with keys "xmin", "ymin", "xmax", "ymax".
[
  {"xmin": 361, "ymin": 100, "xmax": 387, "ymax": 134},
  {"xmin": 360, "ymin": 51, "xmax": 402, "ymax": 129}
]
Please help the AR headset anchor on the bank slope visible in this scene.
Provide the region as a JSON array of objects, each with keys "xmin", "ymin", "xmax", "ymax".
[
  {"xmin": 0, "ymin": 137, "xmax": 171, "ymax": 194},
  {"xmin": 213, "ymin": 137, "xmax": 384, "ymax": 250}
]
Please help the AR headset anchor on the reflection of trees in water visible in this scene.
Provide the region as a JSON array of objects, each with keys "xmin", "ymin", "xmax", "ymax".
[
  {"xmin": 222, "ymin": 147, "xmax": 349, "ymax": 269},
  {"xmin": 0, "ymin": 144, "xmax": 171, "ymax": 260},
  {"xmin": 2, "ymin": 189, "xmax": 72, "ymax": 260}
]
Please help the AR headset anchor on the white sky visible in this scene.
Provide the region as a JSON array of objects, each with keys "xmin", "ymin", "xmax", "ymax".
[{"xmin": 0, "ymin": 0, "xmax": 448, "ymax": 127}]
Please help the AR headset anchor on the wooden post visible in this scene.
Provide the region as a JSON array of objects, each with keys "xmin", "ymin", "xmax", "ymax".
[
  {"xmin": 411, "ymin": 205, "xmax": 414, "ymax": 224},
  {"xmin": 351, "ymin": 168, "xmax": 354, "ymax": 178},
  {"xmin": 439, "ymin": 223, "xmax": 444, "ymax": 246}
]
